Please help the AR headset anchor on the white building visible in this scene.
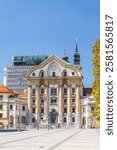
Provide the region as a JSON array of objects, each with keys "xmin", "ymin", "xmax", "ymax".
[
  {"xmin": 81, "ymin": 95, "xmax": 95, "ymax": 129},
  {"xmin": 26, "ymin": 45, "xmax": 84, "ymax": 128},
  {"xmin": 0, "ymin": 84, "xmax": 27, "ymax": 129}
]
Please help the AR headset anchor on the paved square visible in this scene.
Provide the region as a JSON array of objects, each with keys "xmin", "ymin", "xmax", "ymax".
[{"xmin": 0, "ymin": 129, "xmax": 100, "ymax": 150}]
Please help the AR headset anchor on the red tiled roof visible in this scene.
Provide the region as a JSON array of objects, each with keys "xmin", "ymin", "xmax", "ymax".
[
  {"xmin": 21, "ymin": 90, "xmax": 28, "ymax": 98},
  {"xmin": 83, "ymin": 88, "xmax": 92, "ymax": 96},
  {"xmin": 12, "ymin": 90, "xmax": 19, "ymax": 95},
  {"xmin": 0, "ymin": 84, "xmax": 14, "ymax": 94}
]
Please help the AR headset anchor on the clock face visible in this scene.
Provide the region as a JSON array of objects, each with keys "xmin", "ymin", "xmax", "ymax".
[{"xmin": 51, "ymin": 65, "xmax": 57, "ymax": 70}]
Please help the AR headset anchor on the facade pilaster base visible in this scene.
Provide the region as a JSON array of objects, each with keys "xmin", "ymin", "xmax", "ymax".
[
  {"xmin": 43, "ymin": 113, "xmax": 48, "ymax": 125},
  {"xmin": 36, "ymin": 113, "xmax": 40, "ymax": 124},
  {"xmin": 75, "ymin": 113, "xmax": 81, "ymax": 128},
  {"xmin": 67, "ymin": 113, "xmax": 72, "ymax": 127},
  {"xmin": 58, "ymin": 113, "xmax": 63, "ymax": 124}
]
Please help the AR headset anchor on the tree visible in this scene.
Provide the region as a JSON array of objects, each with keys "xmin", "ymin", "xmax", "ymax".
[{"xmin": 92, "ymin": 39, "xmax": 100, "ymax": 120}]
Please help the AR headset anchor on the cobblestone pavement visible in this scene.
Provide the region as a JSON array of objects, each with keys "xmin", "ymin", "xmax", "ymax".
[{"xmin": 0, "ymin": 129, "xmax": 100, "ymax": 150}]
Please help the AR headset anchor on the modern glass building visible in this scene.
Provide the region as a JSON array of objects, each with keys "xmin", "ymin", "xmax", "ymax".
[{"xmin": 3, "ymin": 55, "xmax": 48, "ymax": 93}]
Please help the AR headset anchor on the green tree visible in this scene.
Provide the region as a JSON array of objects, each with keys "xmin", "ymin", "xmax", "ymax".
[{"xmin": 92, "ymin": 39, "xmax": 100, "ymax": 120}]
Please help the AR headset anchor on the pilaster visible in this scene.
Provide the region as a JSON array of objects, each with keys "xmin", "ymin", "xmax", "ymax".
[
  {"xmin": 36, "ymin": 84, "xmax": 40, "ymax": 124},
  {"xmin": 67, "ymin": 85, "xmax": 72, "ymax": 126},
  {"xmin": 44, "ymin": 81, "xmax": 49, "ymax": 123},
  {"xmin": 28, "ymin": 84, "xmax": 32, "ymax": 124},
  {"xmin": 75, "ymin": 85, "xmax": 81, "ymax": 128},
  {"xmin": 58, "ymin": 84, "xmax": 63, "ymax": 124}
]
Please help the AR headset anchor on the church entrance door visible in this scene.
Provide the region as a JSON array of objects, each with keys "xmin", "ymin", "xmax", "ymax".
[{"xmin": 49, "ymin": 109, "xmax": 58, "ymax": 124}]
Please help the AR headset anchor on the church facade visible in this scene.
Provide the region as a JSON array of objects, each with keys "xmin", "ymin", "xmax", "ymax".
[{"xmin": 26, "ymin": 46, "xmax": 85, "ymax": 128}]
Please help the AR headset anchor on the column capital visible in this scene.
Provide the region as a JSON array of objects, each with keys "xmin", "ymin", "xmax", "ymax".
[
  {"xmin": 58, "ymin": 80, "xmax": 63, "ymax": 86},
  {"xmin": 36, "ymin": 84, "xmax": 40, "ymax": 88}
]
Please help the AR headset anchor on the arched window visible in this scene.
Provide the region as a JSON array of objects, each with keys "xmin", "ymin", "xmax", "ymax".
[
  {"xmin": 52, "ymin": 72, "xmax": 56, "ymax": 77},
  {"xmin": 72, "ymin": 117, "xmax": 75, "ymax": 122},
  {"xmin": 83, "ymin": 117, "xmax": 86, "ymax": 125},
  {"xmin": 40, "ymin": 71, "xmax": 44, "ymax": 77},
  {"xmin": 41, "ymin": 72, "xmax": 44, "ymax": 77},
  {"xmin": 9, "ymin": 115, "xmax": 13, "ymax": 125},
  {"xmin": 64, "ymin": 117, "xmax": 67, "ymax": 122},
  {"xmin": 32, "ymin": 117, "xmax": 35, "ymax": 123},
  {"xmin": 64, "ymin": 71, "xmax": 67, "ymax": 76},
  {"xmin": 62, "ymin": 70, "xmax": 67, "ymax": 77}
]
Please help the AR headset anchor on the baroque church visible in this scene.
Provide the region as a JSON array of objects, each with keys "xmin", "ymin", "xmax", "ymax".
[{"xmin": 26, "ymin": 45, "xmax": 94, "ymax": 128}]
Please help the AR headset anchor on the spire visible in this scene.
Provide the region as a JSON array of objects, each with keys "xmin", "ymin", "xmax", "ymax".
[
  {"xmin": 76, "ymin": 43, "xmax": 78, "ymax": 52},
  {"xmin": 62, "ymin": 50, "xmax": 69, "ymax": 63},
  {"xmin": 74, "ymin": 43, "xmax": 80, "ymax": 65}
]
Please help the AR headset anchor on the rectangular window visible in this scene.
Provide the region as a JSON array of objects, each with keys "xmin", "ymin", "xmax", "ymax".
[
  {"xmin": 72, "ymin": 88, "xmax": 75, "ymax": 95},
  {"xmin": 32, "ymin": 89, "xmax": 35, "ymax": 96},
  {"xmin": 64, "ymin": 88, "xmax": 67, "ymax": 95},
  {"xmin": 32, "ymin": 99, "xmax": 35, "ymax": 104},
  {"xmin": 41, "ymin": 108, "xmax": 44, "ymax": 113},
  {"xmin": 10, "ymin": 105, "xmax": 13, "ymax": 110},
  {"xmin": 64, "ymin": 108, "xmax": 67, "ymax": 113},
  {"xmin": 32, "ymin": 108, "xmax": 35, "ymax": 113},
  {"xmin": 72, "ymin": 107, "xmax": 75, "ymax": 113},
  {"xmin": 51, "ymin": 88, "xmax": 57, "ymax": 95},
  {"xmin": 64, "ymin": 99, "xmax": 67, "ymax": 105},
  {"xmin": 0, "ymin": 95, "xmax": 3, "ymax": 100},
  {"xmin": 72, "ymin": 99, "xmax": 75, "ymax": 104},
  {"xmin": 22, "ymin": 106, "xmax": 25, "ymax": 111},
  {"xmin": 41, "ymin": 89, "xmax": 44, "ymax": 95},
  {"xmin": 41, "ymin": 99, "xmax": 44, "ymax": 104},
  {"xmin": 0, "ymin": 113, "xmax": 3, "ymax": 118},
  {"xmin": 0, "ymin": 105, "xmax": 3, "ymax": 110},
  {"xmin": 51, "ymin": 99, "xmax": 57, "ymax": 104}
]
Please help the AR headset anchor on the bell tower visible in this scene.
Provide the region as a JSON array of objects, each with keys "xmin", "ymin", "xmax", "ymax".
[
  {"xmin": 74, "ymin": 43, "xmax": 80, "ymax": 65},
  {"xmin": 74, "ymin": 43, "xmax": 82, "ymax": 71}
]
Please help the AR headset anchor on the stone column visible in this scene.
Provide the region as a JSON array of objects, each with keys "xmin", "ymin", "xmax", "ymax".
[
  {"xmin": 36, "ymin": 84, "xmax": 40, "ymax": 124},
  {"xmin": 58, "ymin": 84, "xmax": 63, "ymax": 124},
  {"xmin": 28, "ymin": 84, "xmax": 32, "ymax": 125},
  {"xmin": 75, "ymin": 85, "xmax": 81, "ymax": 128},
  {"xmin": 44, "ymin": 83, "xmax": 49, "ymax": 124},
  {"xmin": 67, "ymin": 85, "xmax": 72, "ymax": 126},
  {"xmin": 86, "ymin": 116, "xmax": 88, "ymax": 129},
  {"xmin": 14, "ymin": 106, "xmax": 16, "ymax": 128}
]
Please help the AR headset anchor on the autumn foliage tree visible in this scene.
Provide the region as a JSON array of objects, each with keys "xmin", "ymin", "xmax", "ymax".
[{"xmin": 92, "ymin": 39, "xmax": 100, "ymax": 120}]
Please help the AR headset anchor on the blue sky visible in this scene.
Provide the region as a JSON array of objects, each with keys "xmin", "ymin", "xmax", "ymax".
[{"xmin": 0, "ymin": 0, "xmax": 100, "ymax": 87}]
